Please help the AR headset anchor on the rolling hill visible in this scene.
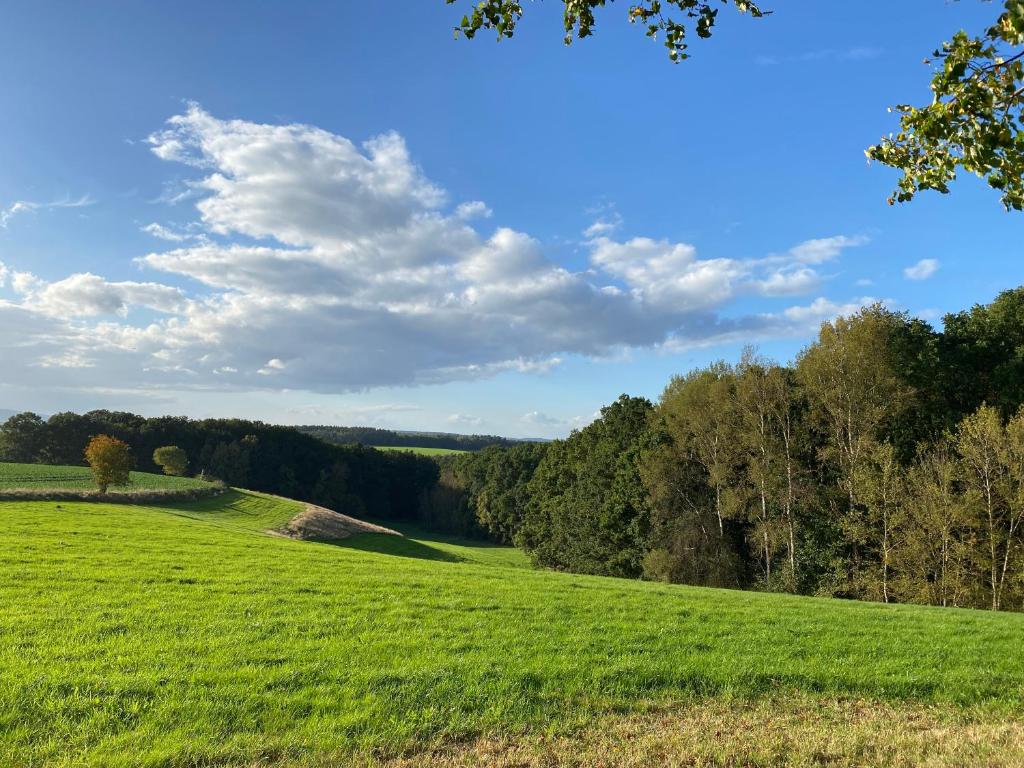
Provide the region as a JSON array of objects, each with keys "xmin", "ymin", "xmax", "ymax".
[{"xmin": 1, "ymin": 489, "xmax": 1022, "ymax": 767}]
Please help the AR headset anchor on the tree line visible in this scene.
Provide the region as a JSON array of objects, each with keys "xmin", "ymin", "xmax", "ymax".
[
  {"xmin": 437, "ymin": 287, "xmax": 1024, "ymax": 611},
  {"xmin": 297, "ymin": 425, "xmax": 520, "ymax": 452},
  {"xmin": 0, "ymin": 411, "xmax": 447, "ymax": 528}
]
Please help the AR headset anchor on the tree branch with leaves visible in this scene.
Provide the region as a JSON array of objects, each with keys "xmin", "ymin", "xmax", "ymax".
[
  {"xmin": 446, "ymin": 0, "xmax": 1024, "ymax": 211},
  {"xmin": 867, "ymin": 1, "xmax": 1024, "ymax": 210}
]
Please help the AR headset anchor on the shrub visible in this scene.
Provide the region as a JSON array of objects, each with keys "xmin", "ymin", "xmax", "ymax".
[{"xmin": 153, "ymin": 445, "xmax": 188, "ymax": 476}]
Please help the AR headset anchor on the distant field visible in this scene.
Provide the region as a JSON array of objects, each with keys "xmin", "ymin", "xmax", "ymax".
[
  {"xmin": 0, "ymin": 461, "xmax": 212, "ymax": 491},
  {"xmin": 375, "ymin": 445, "xmax": 467, "ymax": 456},
  {"xmin": 1, "ymin": 490, "xmax": 1023, "ymax": 766}
]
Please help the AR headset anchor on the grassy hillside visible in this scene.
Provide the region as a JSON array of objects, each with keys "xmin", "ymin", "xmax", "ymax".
[
  {"xmin": 375, "ymin": 445, "xmax": 467, "ymax": 456},
  {"xmin": 1, "ymin": 492, "xmax": 1022, "ymax": 767},
  {"xmin": 0, "ymin": 461, "xmax": 212, "ymax": 491}
]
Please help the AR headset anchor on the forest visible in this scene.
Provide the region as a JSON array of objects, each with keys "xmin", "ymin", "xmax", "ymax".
[
  {"xmin": 297, "ymin": 425, "xmax": 518, "ymax": 452},
  {"xmin": 437, "ymin": 287, "xmax": 1024, "ymax": 611}
]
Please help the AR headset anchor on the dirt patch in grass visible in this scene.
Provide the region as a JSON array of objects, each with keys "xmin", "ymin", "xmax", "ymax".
[
  {"xmin": 274, "ymin": 503, "xmax": 402, "ymax": 541},
  {"xmin": 362, "ymin": 697, "xmax": 1024, "ymax": 768}
]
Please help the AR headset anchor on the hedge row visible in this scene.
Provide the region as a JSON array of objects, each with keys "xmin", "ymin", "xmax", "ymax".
[{"xmin": 0, "ymin": 483, "xmax": 227, "ymax": 504}]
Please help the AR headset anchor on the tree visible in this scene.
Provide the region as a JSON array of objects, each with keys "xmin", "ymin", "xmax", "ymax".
[
  {"xmin": 796, "ymin": 306, "xmax": 914, "ymax": 595},
  {"xmin": 894, "ymin": 441, "xmax": 974, "ymax": 608},
  {"xmin": 735, "ymin": 349, "xmax": 806, "ymax": 590},
  {"xmin": 659, "ymin": 362, "xmax": 740, "ymax": 537},
  {"xmin": 941, "ymin": 287, "xmax": 1024, "ymax": 420},
  {"xmin": 152, "ymin": 445, "xmax": 188, "ymax": 476},
  {"xmin": 796, "ymin": 306, "xmax": 912, "ymax": 520},
  {"xmin": 464, "ymin": 443, "xmax": 548, "ymax": 543},
  {"xmin": 956, "ymin": 405, "xmax": 1024, "ymax": 610},
  {"xmin": 0, "ymin": 412, "xmax": 46, "ymax": 463},
  {"xmin": 447, "ymin": 0, "xmax": 1024, "ymax": 211},
  {"xmin": 519, "ymin": 395, "xmax": 654, "ymax": 577},
  {"xmin": 84, "ymin": 435, "xmax": 134, "ymax": 493},
  {"xmin": 855, "ymin": 441, "xmax": 905, "ymax": 603},
  {"xmin": 643, "ymin": 364, "xmax": 746, "ymax": 587}
]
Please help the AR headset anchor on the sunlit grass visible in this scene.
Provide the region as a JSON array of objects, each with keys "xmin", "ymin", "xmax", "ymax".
[
  {"xmin": 0, "ymin": 461, "xmax": 212, "ymax": 491},
  {"xmin": 1, "ymin": 491, "xmax": 1022, "ymax": 767},
  {"xmin": 374, "ymin": 446, "xmax": 467, "ymax": 455}
]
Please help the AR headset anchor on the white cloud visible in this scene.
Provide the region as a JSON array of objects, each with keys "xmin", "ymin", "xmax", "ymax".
[
  {"xmin": 14, "ymin": 272, "xmax": 185, "ymax": 317},
  {"xmin": 786, "ymin": 235, "xmax": 868, "ymax": 265},
  {"xmin": 660, "ymin": 296, "xmax": 881, "ymax": 352},
  {"xmin": 0, "ymin": 195, "xmax": 94, "ymax": 229},
  {"xmin": 257, "ymin": 358, "xmax": 287, "ymax": 375},
  {"xmin": 755, "ymin": 266, "xmax": 821, "ymax": 297},
  {"xmin": 0, "ymin": 262, "xmax": 8, "ymax": 288},
  {"xmin": 583, "ymin": 211, "xmax": 623, "ymax": 238},
  {"xmin": 455, "ymin": 201, "xmax": 492, "ymax": 220},
  {"xmin": 448, "ymin": 413, "xmax": 483, "ymax": 428},
  {"xmin": 904, "ymin": 258, "xmax": 939, "ymax": 281},
  {"xmin": 0, "ymin": 106, "xmax": 877, "ymax": 397},
  {"xmin": 142, "ymin": 222, "xmax": 188, "ymax": 242}
]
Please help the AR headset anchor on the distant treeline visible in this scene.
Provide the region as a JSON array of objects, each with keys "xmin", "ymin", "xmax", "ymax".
[
  {"xmin": 432, "ymin": 287, "xmax": 1024, "ymax": 611},
  {"xmin": 297, "ymin": 425, "xmax": 519, "ymax": 452},
  {"xmin": 0, "ymin": 412, "xmax": 464, "ymax": 530}
]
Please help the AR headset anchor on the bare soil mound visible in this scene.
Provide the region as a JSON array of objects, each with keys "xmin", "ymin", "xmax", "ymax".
[{"xmin": 276, "ymin": 504, "xmax": 402, "ymax": 541}]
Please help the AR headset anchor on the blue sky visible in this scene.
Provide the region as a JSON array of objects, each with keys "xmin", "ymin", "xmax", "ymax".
[{"xmin": 0, "ymin": 0, "xmax": 1020, "ymax": 437}]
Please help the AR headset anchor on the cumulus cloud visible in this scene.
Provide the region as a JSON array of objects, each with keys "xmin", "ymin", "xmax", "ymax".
[
  {"xmin": 13, "ymin": 272, "xmax": 185, "ymax": 317},
  {"xmin": 455, "ymin": 201, "xmax": 492, "ymax": 220},
  {"xmin": 755, "ymin": 266, "xmax": 821, "ymax": 297},
  {"xmin": 0, "ymin": 105, "xmax": 877, "ymax": 396},
  {"xmin": 904, "ymin": 258, "xmax": 939, "ymax": 281}
]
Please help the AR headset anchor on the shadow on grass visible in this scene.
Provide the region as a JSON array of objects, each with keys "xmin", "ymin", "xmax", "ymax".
[{"xmin": 331, "ymin": 533, "xmax": 464, "ymax": 563}]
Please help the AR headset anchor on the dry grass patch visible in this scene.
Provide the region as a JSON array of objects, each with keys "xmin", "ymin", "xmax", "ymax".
[
  {"xmin": 366, "ymin": 697, "xmax": 1024, "ymax": 768},
  {"xmin": 275, "ymin": 503, "xmax": 402, "ymax": 541}
]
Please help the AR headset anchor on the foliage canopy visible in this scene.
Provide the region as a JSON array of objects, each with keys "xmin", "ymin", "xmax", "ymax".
[{"xmin": 84, "ymin": 434, "xmax": 133, "ymax": 493}]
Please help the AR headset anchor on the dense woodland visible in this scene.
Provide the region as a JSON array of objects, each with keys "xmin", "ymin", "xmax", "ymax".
[
  {"xmin": 436, "ymin": 287, "xmax": 1024, "ymax": 612},
  {"xmin": 4, "ymin": 287, "xmax": 1024, "ymax": 611},
  {"xmin": 297, "ymin": 426, "xmax": 518, "ymax": 452},
  {"xmin": 0, "ymin": 413, "xmax": 442, "ymax": 526}
]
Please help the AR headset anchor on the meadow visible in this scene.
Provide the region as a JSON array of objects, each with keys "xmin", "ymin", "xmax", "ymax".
[
  {"xmin": 1, "ymin": 490, "xmax": 1023, "ymax": 767},
  {"xmin": 0, "ymin": 461, "xmax": 212, "ymax": 491},
  {"xmin": 375, "ymin": 446, "xmax": 467, "ymax": 456}
]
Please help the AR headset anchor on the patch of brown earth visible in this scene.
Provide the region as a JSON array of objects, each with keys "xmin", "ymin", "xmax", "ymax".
[
  {"xmin": 355, "ymin": 697, "xmax": 1024, "ymax": 768},
  {"xmin": 276, "ymin": 503, "xmax": 401, "ymax": 541}
]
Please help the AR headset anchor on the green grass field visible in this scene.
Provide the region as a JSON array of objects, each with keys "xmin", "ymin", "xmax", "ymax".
[
  {"xmin": 0, "ymin": 461, "xmax": 212, "ymax": 491},
  {"xmin": 374, "ymin": 446, "xmax": 467, "ymax": 456},
  {"xmin": 1, "ymin": 491, "xmax": 1023, "ymax": 767}
]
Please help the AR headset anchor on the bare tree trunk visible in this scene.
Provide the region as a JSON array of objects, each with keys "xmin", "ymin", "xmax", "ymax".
[
  {"xmin": 997, "ymin": 510, "xmax": 1022, "ymax": 612},
  {"xmin": 783, "ymin": 431, "xmax": 797, "ymax": 588},
  {"xmin": 715, "ymin": 483, "xmax": 723, "ymax": 536},
  {"xmin": 940, "ymin": 523, "xmax": 949, "ymax": 608},
  {"xmin": 985, "ymin": 474, "xmax": 999, "ymax": 611},
  {"xmin": 882, "ymin": 503, "xmax": 890, "ymax": 603}
]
